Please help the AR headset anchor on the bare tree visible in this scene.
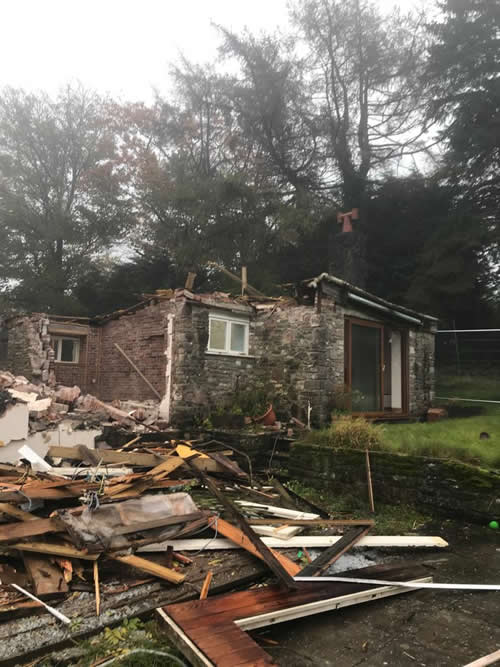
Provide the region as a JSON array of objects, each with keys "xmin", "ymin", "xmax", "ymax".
[{"xmin": 292, "ymin": 0, "xmax": 430, "ymax": 209}]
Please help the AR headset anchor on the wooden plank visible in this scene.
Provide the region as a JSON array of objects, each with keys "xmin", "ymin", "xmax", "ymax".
[
  {"xmin": 22, "ymin": 554, "xmax": 68, "ymax": 598},
  {"xmin": 464, "ymin": 649, "xmax": 500, "ymax": 667},
  {"xmin": 114, "ymin": 512, "xmax": 206, "ymax": 536},
  {"xmin": 156, "ymin": 608, "xmax": 214, "ymax": 667},
  {"xmin": 11, "ymin": 541, "xmax": 100, "ymax": 560},
  {"xmin": 0, "ymin": 503, "xmax": 38, "ymax": 522},
  {"xmin": 48, "ymin": 446, "xmax": 163, "ymax": 467},
  {"xmin": 77, "ymin": 445, "xmax": 101, "ymax": 466},
  {"xmin": 0, "ymin": 518, "xmax": 62, "ymax": 543},
  {"xmin": 236, "ymin": 577, "xmax": 433, "ymax": 630},
  {"xmin": 105, "ymin": 455, "xmax": 186, "ymax": 497},
  {"xmin": 235, "ymin": 500, "xmax": 319, "ymax": 520},
  {"xmin": 186, "ymin": 462, "xmax": 296, "ymax": 589},
  {"xmin": 269, "ymin": 478, "xmax": 297, "ymax": 509},
  {"xmin": 93, "ymin": 561, "xmax": 100, "ymax": 616},
  {"xmin": 162, "ymin": 564, "xmax": 430, "ymax": 667},
  {"xmin": 246, "ymin": 518, "xmax": 375, "ymax": 527},
  {"xmin": 213, "ymin": 518, "xmax": 301, "ymax": 576},
  {"xmin": 200, "ymin": 571, "xmax": 213, "ymax": 600},
  {"xmin": 299, "ymin": 526, "xmax": 371, "ymax": 576},
  {"xmin": 139, "ymin": 535, "xmax": 449, "ymax": 551},
  {"xmin": 111, "ymin": 554, "xmax": 185, "ymax": 585}
]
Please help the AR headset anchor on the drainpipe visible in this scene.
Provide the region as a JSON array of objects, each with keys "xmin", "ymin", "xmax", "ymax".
[{"xmin": 159, "ymin": 313, "xmax": 175, "ymax": 422}]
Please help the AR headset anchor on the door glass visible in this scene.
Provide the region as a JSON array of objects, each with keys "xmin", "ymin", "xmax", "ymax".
[{"xmin": 351, "ymin": 324, "xmax": 381, "ymax": 411}]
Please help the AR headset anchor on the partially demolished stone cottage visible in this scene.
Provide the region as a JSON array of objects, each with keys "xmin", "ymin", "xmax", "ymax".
[{"xmin": 1, "ymin": 274, "xmax": 437, "ymax": 425}]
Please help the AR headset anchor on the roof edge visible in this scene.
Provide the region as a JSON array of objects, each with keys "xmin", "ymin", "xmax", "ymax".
[{"xmin": 307, "ymin": 273, "xmax": 439, "ymax": 323}]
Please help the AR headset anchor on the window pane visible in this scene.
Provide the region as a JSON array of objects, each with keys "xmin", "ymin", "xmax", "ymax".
[
  {"xmin": 230, "ymin": 323, "xmax": 246, "ymax": 353},
  {"xmin": 61, "ymin": 339, "xmax": 75, "ymax": 362},
  {"xmin": 209, "ymin": 319, "xmax": 226, "ymax": 350}
]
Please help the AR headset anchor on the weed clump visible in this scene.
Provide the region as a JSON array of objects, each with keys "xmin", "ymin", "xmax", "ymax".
[{"xmin": 305, "ymin": 416, "xmax": 384, "ymax": 451}]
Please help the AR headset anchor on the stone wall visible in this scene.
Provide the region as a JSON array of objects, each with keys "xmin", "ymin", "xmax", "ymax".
[
  {"xmin": 169, "ymin": 301, "xmax": 259, "ymax": 423},
  {"xmin": 289, "ymin": 442, "xmax": 500, "ymax": 523},
  {"xmin": 6, "ymin": 314, "xmax": 54, "ymax": 383}
]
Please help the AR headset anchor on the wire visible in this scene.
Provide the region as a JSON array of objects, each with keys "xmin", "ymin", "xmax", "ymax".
[
  {"xmin": 189, "ymin": 515, "xmax": 219, "ymax": 555},
  {"xmin": 96, "ymin": 648, "xmax": 188, "ymax": 667}
]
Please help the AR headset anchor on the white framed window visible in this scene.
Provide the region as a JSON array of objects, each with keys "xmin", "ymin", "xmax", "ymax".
[
  {"xmin": 53, "ymin": 336, "xmax": 80, "ymax": 363},
  {"xmin": 207, "ymin": 312, "xmax": 249, "ymax": 356}
]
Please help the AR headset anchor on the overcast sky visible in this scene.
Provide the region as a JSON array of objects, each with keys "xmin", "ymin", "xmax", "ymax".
[{"xmin": 1, "ymin": 0, "xmax": 429, "ymax": 101}]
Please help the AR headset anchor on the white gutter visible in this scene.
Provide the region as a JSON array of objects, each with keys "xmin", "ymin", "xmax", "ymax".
[{"xmin": 348, "ymin": 292, "xmax": 422, "ymax": 326}]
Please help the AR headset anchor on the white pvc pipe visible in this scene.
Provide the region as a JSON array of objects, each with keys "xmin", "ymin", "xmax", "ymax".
[{"xmin": 294, "ymin": 576, "xmax": 500, "ymax": 591}]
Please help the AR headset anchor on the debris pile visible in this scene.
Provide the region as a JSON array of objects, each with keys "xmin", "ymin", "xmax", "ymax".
[
  {"xmin": 0, "ymin": 369, "xmax": 492, "ymax": 667},
  {"xmin": 0, "ymin": 413, "xmax": 454, "ymax": 666}
]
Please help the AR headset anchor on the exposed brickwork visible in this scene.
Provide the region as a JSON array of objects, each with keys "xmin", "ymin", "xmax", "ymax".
[
  {"xmin": 96, "ymin": 301, "xmax": 172, "ymax": 402},
  {"xmin": 3, "ymin": 286, "xmax": 435, "ymax": 424}
]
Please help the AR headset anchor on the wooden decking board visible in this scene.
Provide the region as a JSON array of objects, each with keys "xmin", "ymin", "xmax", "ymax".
[{"xmin": 163, "ymin": 564, "xmax": 428, "ymax": 666}]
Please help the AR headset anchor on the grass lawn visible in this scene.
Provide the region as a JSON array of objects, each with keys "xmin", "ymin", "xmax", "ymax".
[
  {"xmin": 305, "ymin": 374, "xmax": 500, "ymax": 469},
  {"xmin": 381, "ymin": 413, "xmax": 500, "ymax": 468},
  {"xmin": 382, "ymin": 373, "xmax": 500, "ymax": 468}
]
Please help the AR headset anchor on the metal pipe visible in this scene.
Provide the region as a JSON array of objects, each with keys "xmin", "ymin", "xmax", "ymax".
[{"xmin": 347, "ymin": 292, "xmax": 422, "ymax": 326}]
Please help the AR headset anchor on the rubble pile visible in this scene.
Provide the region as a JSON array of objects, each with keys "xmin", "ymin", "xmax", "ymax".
[{"xmin": 0, "ymin": 369, "xmax": 459, "ymax": 667}]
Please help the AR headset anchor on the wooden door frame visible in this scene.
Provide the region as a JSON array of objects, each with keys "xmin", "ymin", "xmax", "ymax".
[{"xmin": 344, "ymin": 317, "xmax": 409, "ymax": 417}]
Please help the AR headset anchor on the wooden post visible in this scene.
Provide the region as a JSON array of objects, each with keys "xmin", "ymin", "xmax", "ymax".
[
  {"xmin": 365, "ymin": 449, "xmax": 375, "ymax": 513},
  {"xmin": 113, "ymin": 343, "xmax": 162, "ymax": 399},
  {"xmin": 241, "ymin": 266, "xmax": 248, "ymax": 296},
  {"xmin": 93, "ymin": 560, "xmax": 101, "ymax": 616},
  {"xmin": 185, "ymin": 272, "xmax": 196, "ymax": 291}
]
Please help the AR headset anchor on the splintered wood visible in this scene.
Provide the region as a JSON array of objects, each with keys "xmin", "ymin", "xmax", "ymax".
[{"xmin": 0, "ymin": 432, "xmax": 454, "ymax": 667}]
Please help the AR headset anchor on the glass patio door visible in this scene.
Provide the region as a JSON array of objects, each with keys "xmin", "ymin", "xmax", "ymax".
[{"xmin": 349, "ymin": 321, "xmax": 383, "ymax": 412}]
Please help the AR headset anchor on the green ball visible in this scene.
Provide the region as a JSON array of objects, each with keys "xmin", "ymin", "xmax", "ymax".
[{"xmin": 488, "ymin": 520, "xmax": 499, "ymax": 530}]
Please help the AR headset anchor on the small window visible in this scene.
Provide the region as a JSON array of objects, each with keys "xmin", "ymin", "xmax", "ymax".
[
  {"xmin": 53, "ymin": 336, "xmax": 80, "ymax": 363},
  {"xmin": 208, "ymin": 313, "xmax": 249, "ymax": 356}
]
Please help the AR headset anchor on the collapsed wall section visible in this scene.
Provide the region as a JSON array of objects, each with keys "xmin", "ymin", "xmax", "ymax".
[{"xmin": 5, "ymin": 314, "xmax": 54, "ymax": 383}]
